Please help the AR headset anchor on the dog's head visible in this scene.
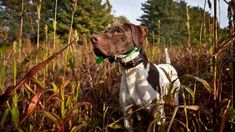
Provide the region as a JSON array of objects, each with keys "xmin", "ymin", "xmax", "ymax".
[{"xmin": 91, "ymin": 23, "xmax": 148, "ymax": 60}]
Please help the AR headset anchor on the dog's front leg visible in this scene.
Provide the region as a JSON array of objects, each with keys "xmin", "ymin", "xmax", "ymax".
[
  {"xmin": 151, "ymin": 98, "xmax": 166, "ymax": 126},
  {"xmin": 123, "ymin": 105, "xmax": 133, "ymax": 131},
  {"xmin": 120, "ymin": 78, "xmax": 134, "ymax": 131},
  {"xmin": 120, "ymin": 96, "xmax": 134, "ymax": 131}
]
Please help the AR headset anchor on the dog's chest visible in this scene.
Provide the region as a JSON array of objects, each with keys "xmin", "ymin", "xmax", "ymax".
[{"xmin": 120, "ymin": 64, "xmax": 160, "ymax": 106}]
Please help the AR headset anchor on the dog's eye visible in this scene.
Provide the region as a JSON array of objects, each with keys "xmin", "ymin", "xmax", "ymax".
[{"xmin": 114, "ymin": 29, "xmax": 123, "ymax": 34}]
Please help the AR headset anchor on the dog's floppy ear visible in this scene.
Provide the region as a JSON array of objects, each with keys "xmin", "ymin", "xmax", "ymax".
[{"xmin": 125, "ymin": 23, "xmax": 148, "ymax": 48}]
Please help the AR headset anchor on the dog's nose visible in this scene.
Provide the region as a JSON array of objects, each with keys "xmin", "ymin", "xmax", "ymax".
[{"xmin": 91, "ymin": 36, "xmax": 99, "ymax": 45}]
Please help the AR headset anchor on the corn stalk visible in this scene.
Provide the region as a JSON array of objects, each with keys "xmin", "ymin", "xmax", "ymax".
[
  {"xmin": 53, "ymin": 0, "xmax": 58, "ymax": 50},
  {"xmin": 185, "ymin": 4, "xmax": 191, "ymax": 48},
  {"xmin": 64, "ymin": 0, "xmax": 77, "ymax": 76},
  {"xmin": 68, "ymin": 0, "xmax": 77, "ymax": 45},
  {"xmin": 13, "ymin": 41, "xmax": 17, "ymax": 86},
  {"xmin": 19, "ymin": 0, "xmax": 24, "ymax": 61},
  {"xmin": 199, "ymin": 0, "xmax": 207, "ymax": 45},
  {"xmin": 36, "ymin": 0, "xmax": 42, "ymax": 66},
  {"xmin": 43, "ymin": 25, "xmax": 48, "ymax": 87},
  {"xmin": 212, "ymin": 0, "xmax": 219, "ymax": 129},
  {"xmin": 157, "ymin": 20, "xmax": 161, "ymax": 44},
  {"xmin": 36, "ymin": 0, "xmax": 41, "ymax": 49},
  {"xmin": 12, "ymin": 41, "xmax": 20, "ymax": 130},
  {"xmin": 226, "ymin": 0, "xmax": 235, "ymax": 108}
]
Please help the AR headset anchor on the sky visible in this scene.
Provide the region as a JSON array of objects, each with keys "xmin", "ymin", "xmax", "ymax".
[{"xmin": 110, "ymin": 0, "xmax": 229, "ymax": 28}]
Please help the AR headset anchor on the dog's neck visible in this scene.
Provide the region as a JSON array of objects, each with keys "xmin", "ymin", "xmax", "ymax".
[
  {"xmin": 119, "ymin": 51, "xmax": 141, "ymax": 66},
  {"xmin": 120, "ymin": 47, "xmax": 148, "ymax": 69},
  {"xmin": 118, "ymin": 48, "xmax": 149, "ymax": 69}
]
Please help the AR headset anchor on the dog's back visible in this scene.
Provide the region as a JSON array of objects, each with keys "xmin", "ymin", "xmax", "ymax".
[{"xmin": 157, "ymin": 48, "xmax": 180, "ymax": 104}]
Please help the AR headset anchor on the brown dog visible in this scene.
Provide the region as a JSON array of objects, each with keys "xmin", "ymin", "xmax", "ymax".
[{"xmin": 91, "ymin": 23, "xmax": 180, "ymax": 131}]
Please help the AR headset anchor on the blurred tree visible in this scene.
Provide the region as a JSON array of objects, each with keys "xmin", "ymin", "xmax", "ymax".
[
  {"xmin": 189, "ymin": 6, "xmax": 213, "ymax": 45},
  {"xmin": 0, "ymin": 0, "xmax": 36, "ymax": 42},
  {"xmin": 42, "ymin": 0, "xmax": 113, "ymax": 43},
  {"xmin": 113, "ymin": 16, "xmax": 130, "ymax": 25},
  {"xmin": 0, "ymin": 0, "xmax": 113, "ymax": 44},
  {"xmin": 138, "ymin": 0, "xmax": 214, "ymax": 46},
  {"xmin": 138, "ymin": 0, "xmax": 183, "ymax": 45}
]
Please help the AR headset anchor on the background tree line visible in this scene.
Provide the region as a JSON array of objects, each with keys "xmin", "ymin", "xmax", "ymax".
[
  {"xmin": 0, "ymin": 0, "xmax": 229, "ymax": 46},
  {"xmin": 0, "ymin": 0, "xmax": 114, "ymax": 44},
  {"xmin": 138, "ymin": 0, "xmax": 227, "ymax": 46}
]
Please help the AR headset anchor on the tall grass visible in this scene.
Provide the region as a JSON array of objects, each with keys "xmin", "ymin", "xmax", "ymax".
[
  {"xmin": 53, "ymin": 0, "xmax": 58, "ymax": 50},
  {"xmin": 19, "ymin": 0, "xmax": 24, "ymax": 61},
  {"xmin": 0, "ymin": 39, "xmax": 234, "ymax": 131}
]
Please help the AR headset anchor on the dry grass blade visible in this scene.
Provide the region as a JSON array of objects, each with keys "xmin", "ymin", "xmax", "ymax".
[
  {"xmin": 1, "ymin": 108, "xmax": 10, "ymax": 128},
  {"xmin": 183, "ymin": 74, "xmax": 213, "ymax": 94},
  {"xmin": 220, "ymin": 99, "xmax": 231, "ymax": 132},
  {"xmin": 213, "ymin": 35, "xmax": 235, "ymax": 56},
  {"xmin": 43, "ymin": 111, "xmax": 61, "ymax": 126},
  {"xmin": 167, "ymin": 106, "xmax": 179, "ymax": 132},
  {"xmin": 178, "ymin": 105, "xmax": 199, "ymax": 111},
  {"xmin": 0, "ymin": 42, "xmax": 74, "ymax": 106},
  {"xmin": 11, "ymin": 107, "xmax": 19, "ymax": 128},
  {"xmin": 27, "ymin": 92, "xmax": 43, "ymax": 115}
]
